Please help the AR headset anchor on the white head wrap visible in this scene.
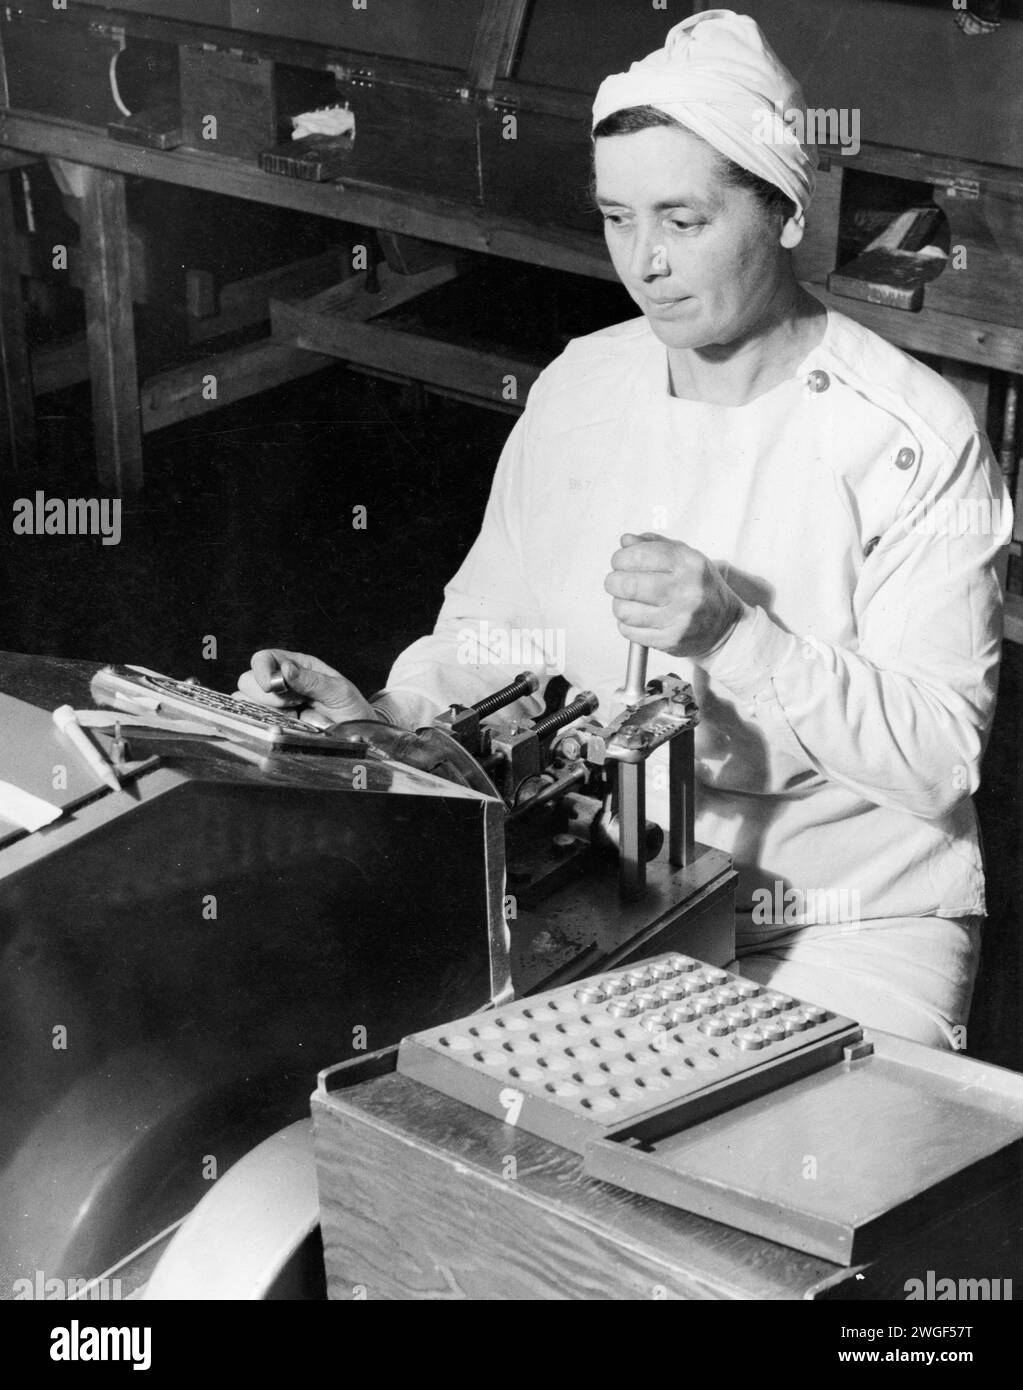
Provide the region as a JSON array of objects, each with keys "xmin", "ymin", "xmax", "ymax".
[{"xmin": 592, "ymin": 9, "xmax": 816, "ymax": 225}]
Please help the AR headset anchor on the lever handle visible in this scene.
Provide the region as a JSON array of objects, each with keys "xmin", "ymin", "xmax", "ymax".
[{"xmin": 619, "ymin": 642, "xmax": 649, "ymax": 707}]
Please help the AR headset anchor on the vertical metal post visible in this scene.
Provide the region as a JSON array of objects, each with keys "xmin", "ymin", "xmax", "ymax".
[
  {"xmin": 617, "ymin": 759, "xmax": 646, "ymax": 901},
  {"xmin": 668, "ymin": 728, "xmax": 695, "ymax": 868}
]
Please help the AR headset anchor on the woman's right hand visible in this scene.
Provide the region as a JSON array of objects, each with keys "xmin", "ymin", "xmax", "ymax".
[{"xmin": 236, "ymin": 649, "xmax": 382, "ymax": 726}]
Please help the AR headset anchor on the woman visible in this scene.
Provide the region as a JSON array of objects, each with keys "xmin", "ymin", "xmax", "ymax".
[{"xmin": 240, "ymin": 12, "xmax": 1010, "ymax": 1049}]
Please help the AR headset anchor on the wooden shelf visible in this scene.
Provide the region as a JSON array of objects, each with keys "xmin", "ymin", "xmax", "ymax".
[{"xmin": 0, "ymin": 109, "xmax": 615, "ymax": 283}]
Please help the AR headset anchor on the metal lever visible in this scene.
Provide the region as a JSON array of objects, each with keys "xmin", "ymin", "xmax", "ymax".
[{"xmin": 618, "ymin": 642, "xmax": 648, "ymax": 707}]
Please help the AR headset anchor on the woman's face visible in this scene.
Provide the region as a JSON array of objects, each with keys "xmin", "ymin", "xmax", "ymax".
[{"xmin": 593, "ymin": 124, "xmax": 795, "ymax": 353}]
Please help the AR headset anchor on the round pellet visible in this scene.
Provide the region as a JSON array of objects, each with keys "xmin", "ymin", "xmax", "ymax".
[
  {"xmin": 667, "ymin": 955, "xmax": 698, "ymax": 973},
  {"xmin": 724, "ymin": 1006, "xmax": 753, "ymax": 1027},
  {"xmin": 607, "ymin": 999, "xmax": 640, "ymax": 1019},
  {"xmin": 642, "ymin": 1012, "xmax": 672, "ymax": 1032},
  {"xmin": 764, "ymin": 992, "xmax": 794, "ymax": 1011},
  {"xmin": 749, "ymin": 999, "xmax": 777, "ymax": 1020},
  {"xmin": 699, "ymin": 1017, "xmax": 734, "ymax": 1037},
  {"xmin": 668, "ymin": 1003, "xmax": 696, "ymax": 1025}
]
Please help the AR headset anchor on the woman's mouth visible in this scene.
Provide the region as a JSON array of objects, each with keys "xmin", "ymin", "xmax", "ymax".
[{"xmin": 644, "ymin": 295, "xmax": 692, "ymax": 316}]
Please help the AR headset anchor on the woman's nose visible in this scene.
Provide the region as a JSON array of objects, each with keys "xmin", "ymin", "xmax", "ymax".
[{"xmin": 632, "ymin": 235, "xmax": 670, "ymax": 280}]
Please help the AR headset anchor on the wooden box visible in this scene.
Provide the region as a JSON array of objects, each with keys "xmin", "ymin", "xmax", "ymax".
[
  {"xmin": 179, "ymin": 44, "xmax": 277, "ymax": 159},
  {"xmin": 312, "ymin": 1044, "xmax": 1023, "ymax": 1300}
]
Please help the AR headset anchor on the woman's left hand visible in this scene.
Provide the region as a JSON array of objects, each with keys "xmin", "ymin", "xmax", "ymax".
[{"xmin": 605, "ymin": 532, "xmax": 744, "ymax": 660}]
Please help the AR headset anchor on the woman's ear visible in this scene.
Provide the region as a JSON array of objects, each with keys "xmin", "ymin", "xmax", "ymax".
[{"xmin": 780, "ymin": 214, "xmax": 805, "ymax": 250}]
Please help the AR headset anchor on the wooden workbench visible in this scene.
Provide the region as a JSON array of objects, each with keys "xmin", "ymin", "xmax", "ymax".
[{"xmin": 311, "ymin": 1047, "xmax": 1023, "ymax": 1301}]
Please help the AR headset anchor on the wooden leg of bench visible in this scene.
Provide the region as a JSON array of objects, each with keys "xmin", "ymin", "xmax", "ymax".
[
  {"xmin": 0, "ymin": 170, "xmax": 36, "ymax": 471},
  {"xmin": 77, "ymin": 165, "xmax": 143, "ymax": 492}
]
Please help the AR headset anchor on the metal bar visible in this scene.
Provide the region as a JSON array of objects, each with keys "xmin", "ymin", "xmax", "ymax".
[
  {"xmin": 620, "ymin": 642, "xmax": 648, "ymax": 707},
  {"xmin": 617, "ymin": 759, "xmax": 646, "ymax": 902},
  {"xmin": 77, "ymin": 164, "xmax": 142, "ymax": 491},
  {"xmin": 668, "ymin": 729, "xmax": 695, "ymax": 869}
]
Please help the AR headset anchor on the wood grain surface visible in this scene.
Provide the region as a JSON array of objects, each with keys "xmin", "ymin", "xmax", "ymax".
[
  {"xmin": 314, "ymin": 1065, "xmax": 850, "ymax": 1301},
  {"xmin": 314, "ymin": 1050, "xmax": 1023, "ymax": 1301}
]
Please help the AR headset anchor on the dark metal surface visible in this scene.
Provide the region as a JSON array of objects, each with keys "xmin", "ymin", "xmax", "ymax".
[{"xmin": 0, "ymin": 652, "xmax": 503, "ymax": 1293}]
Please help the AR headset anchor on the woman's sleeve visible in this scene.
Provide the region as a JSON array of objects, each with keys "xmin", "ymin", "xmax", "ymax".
[
  {"xmin": 372, "ymin": 403, "xmax": 549, "ymax": 731},
  {"xmin": 698, "ymin": 430, "xmax": 1011, "ymax": 819}
]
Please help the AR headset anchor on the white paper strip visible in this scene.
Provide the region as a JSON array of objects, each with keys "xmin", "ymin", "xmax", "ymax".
[{"xmin": 0, "ymin": 779, "xmax": 64, "ymax": 832}]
